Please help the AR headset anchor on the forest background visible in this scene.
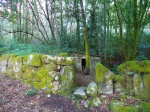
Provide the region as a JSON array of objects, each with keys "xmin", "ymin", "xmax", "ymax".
[{"xmin": 0, "ymin": 0, "xmax": 150, "ymax": 73}]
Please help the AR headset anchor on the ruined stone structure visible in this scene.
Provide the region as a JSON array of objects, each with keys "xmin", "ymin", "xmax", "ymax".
[
  {"xmin": 0, "ymin": 54, "xmax": 75, "ymax": 97},
  {"xmin": 70, "ymin": 52, "xmax": 101, "ymax": 73}
]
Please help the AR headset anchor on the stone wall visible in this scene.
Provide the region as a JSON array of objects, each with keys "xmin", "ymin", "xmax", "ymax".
[
  {"xmin": 0, "ymin": 54, "xmax": 75, "ymax": 97},
  {"xmin": 117, "ymin": 60, "xmax": 150, "ymax": 100},
  {"xmin": 95, "ymin": 61, "xmax": 150, "ymax": 101}
]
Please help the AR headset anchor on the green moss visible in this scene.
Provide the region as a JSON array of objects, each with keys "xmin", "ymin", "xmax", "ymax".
[
  {"xmin": 118, "ymin": 61, "xmax": 140, "ymax": 74},
  {"xmin": 41, "ymin": 55, "xmax": 57, "ymax": 64},
  {"xmin": 36, "ymin": 68, "xmax": 54, "ymax": 82},
  {"xmin": 126, "ymin": 75, "xmax": 133, "ymax": 90},
  {"xmin": 118, "ymin": 60, "xmax": 150, "ymax": 74},
  {"xmin": 60, "ymin": 66, "xmax": 75, "ymax": 97},
  {"xmin": 23, "ymin": 54, "xmax": 42, "ymax": 67},
  {"xmin": 22, "ymin": 67, "xmax": 37, "ymax": 80},
  {"xmin": 58, "ymin": 53, "xmax": 68, "ymax": 57},
  {"xmin": 90, "ymin": 97, "xmax": 101, "ymax": 107},
  {"xmin": 87, "ymin": 82, "xmax": 98, "ymax": 98},
  {"xmin": 57, "ymin": 57, "xmax": 75, "ymax": 66},
  {"xmin": 140, "ymin": 102, "xmax": 150, "ymax": 112},
  {"xmin": 110, "ymin": 100, "xmax": 138, "ymax": 112},
  {"xmin": 140, "ymin": 60, "xmax": 150, "ymax": 73},
  {"xmin": 133, "ymin": 74, "xmax": 144, "ymax": 99},
  {"xmin": 0, "ymin": 54, "xmax": 10, "ymax": 61},
  {"xmin": 95, "ymin": 63, "xmax": 108, "ymax": 83},
  {"xmin": 39, "ymin": 63, "xmax": 57, "ymax": 72},
  {"xmin": 143, "ymin": 74, "xmax": 150, "ymax": 100}
]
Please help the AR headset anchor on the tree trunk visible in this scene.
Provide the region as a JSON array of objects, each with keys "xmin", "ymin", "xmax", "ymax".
[{"xmin": 80, "ymin": 0, "xmax": 90, "ymax": 73}]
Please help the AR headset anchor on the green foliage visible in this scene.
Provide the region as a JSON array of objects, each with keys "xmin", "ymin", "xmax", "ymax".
[
  {"xmin": 25, "ymin": 89, "xmax": 38, "ymax": 97},
  {"xmin": 140, "ymin": 102, "xmax": 150, "ymax": 112}
]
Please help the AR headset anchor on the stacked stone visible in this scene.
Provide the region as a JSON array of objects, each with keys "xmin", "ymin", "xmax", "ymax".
[{"xmin": 0, "ymin": 54, "xmax": 75, "ymax": 97}]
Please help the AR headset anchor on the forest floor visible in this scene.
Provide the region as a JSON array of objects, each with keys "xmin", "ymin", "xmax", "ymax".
[{"xmin": 0, "ymin": 71, "xmax": 143, "ymax": 112}]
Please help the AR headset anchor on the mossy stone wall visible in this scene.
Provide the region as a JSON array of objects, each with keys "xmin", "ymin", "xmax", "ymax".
[
  {"xmin": 117, "ymin": 60, "xmax": 150, "ymax": 100},
  {"xmin": 0, "ymin": 54, "xmax": 75, "ymax": 97}
]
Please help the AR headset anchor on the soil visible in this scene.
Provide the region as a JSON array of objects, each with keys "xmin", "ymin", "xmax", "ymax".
[{"xmin": 0, "ymin": 71, "xmax": 143, "ymax": 112}]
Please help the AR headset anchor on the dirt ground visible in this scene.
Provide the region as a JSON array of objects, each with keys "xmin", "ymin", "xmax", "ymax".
[
  {"xmin": 0, "ymin": 72, "xmax": 143, "ymax": 112},
  {"xmin": 0, "ymin": 73, "xmax": 112, "ymax": 112}
]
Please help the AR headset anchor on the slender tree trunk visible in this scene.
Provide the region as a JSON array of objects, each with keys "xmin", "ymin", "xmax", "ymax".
[{"xmin": 80, "ymin": 0, "xmax": 90, "ymax": 73}]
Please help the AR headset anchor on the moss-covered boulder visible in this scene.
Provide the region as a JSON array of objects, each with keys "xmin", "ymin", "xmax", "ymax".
[
  {"xmin": 118, "ymin": 60, "xmax": 150, "ymax": 100},
  {"xmin": 23, "ymin": 54, "xmax": 42, "ymax": 67},
  {"xmin": 110, "ymin": 100, "xmax": 138, "ymax": 112},
  {"xmin": 118, "ymin": 61, "xmax": 140, "ymax": 74},
  {"xmin": 118, "ymin": 60, "xmax": 150, "ymax": 74},
  {"xmin": 87, "ymin": 82, "xmax": 98, "ymax": 98},
  {"xmin": 41, "ymin": 55, "xmax": 57, "ymax": 64},
  {"xmin": 60, "ymin": 66, "xmax": 75, "ymax": 97},
  {"xmin": 96, "ymin": 63, "xmax": 114, "ymax": 94},
  {"xmin": 90, "ymin": 97, "xmax": 102, "ymax": 107},
  {"xmin": 0, "ymin": 54, "xmax": 9, "ymax": 74},
  {"xmin": 74, "ymin": 87, "xmax": 87, "ymax": 99}
]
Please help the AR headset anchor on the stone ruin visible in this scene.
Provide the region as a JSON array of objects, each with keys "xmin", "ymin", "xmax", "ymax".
[
  {"xmin": 70, "ymin": 52, "xmax": 101, "ymax": 73},
  {"xmin": 0, "ymin": 54, "xmax": 150, "ymax": 102},
  {"xmin": 0, "ymin": 54, "xmax": 75, "ymax": 97}
]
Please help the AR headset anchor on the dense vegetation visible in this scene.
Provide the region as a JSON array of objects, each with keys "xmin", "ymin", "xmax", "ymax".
[{"xmin": 0, "ymin": 0, "xmax": 150, "ymax": 72}]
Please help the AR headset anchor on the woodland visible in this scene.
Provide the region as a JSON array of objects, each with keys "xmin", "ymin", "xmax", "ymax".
[
  {"xmin": 0, "ymin": 0, "xmax": 150, "ymax": 112},
  {"xmin": 0, "ymin": 0, "xmax": 150, "ymax": 72}
]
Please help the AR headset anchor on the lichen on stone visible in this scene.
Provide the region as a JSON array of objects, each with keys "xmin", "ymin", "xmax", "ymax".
[
  {"xmin": 23, "ymin": 54, "xmax": 42, "ymax": 67},
  {"xmin": 60, "ymin": 66, "xmax": 75, "ymax": 97},
  {"xmin": 87, "ymin": 82, "xmax": 98, "ymax": 98}
]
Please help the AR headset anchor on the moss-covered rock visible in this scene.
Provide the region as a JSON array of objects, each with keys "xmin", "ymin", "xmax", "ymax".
[
  {"xmin": 41, "ymin": 55, "xmax": 57, "ymax": 64},
  {"xmin": 87, "ymin": 82, "xmax": 98, "ymax": 98},
  {"xmin": 35, "ymin": 68, "xmax": 54, "ymax": 82},
  {"xmin": 96, "ymin": 63, "xmax": 114, "ymax": 94},
  {"xmin": 118, "ymin": 60, "xmax": 150, "ymax": 74},
  {"xmin": 118, "ymin": 61, "xmax": 140, "ymax": 74},
  {"xmin": 133, "ymin": 74, "xmax": 144, "ymax": 99},
  {"xmin": 84, "ymin": 100, "xmax": 91, "ymax": 108},
  {"xmin": 60, "ymin": 66, "xmax": 75, "ymax": 97},
  {"xmin": 58, "ymin": 53, "xmax": 68, "ymax": 57},
  {"xmin": 90, "ymin": 97, "xmax": 102, "ymax": 107},
  {"xmin": 7, "ymin": 54, "xmax": 18, "ymax": 68},
  {"xmin": 0, "ymin": 54, "xmax": 9, "ymax": 74},
  {"xmin": 23, "ymin": 67, "xmax": 37, "ymax": 80},
  {"xmin": 74, "ymin": 87, "xmax": 87, "ymax": 99},
  {"xmin": 96, "ymin": 63, "xmax": 107, "ymax": 82},
  {"xmin": 143, "ymin": 73, "xmax": 150, "ymax": 100},
  {"xmin": 140, "ymin": 60, "xmax": 150, "ymax": 73},
  {"xmin": 110, "ymin": 100, "xmax": 138, "ymax": 112},
  {"xmin": 57, "ymin": 57, "xmax": 75, "ymax": 66},
  {"xmin": 23, "ymin": 54, "xmax": 42, "ymax": 67},
  {"xmin": 38, "ymin": 63, "xmax": 57, "ymax": 72}
]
